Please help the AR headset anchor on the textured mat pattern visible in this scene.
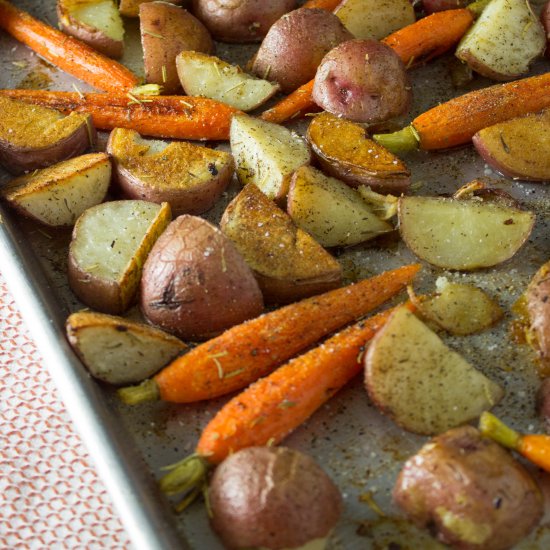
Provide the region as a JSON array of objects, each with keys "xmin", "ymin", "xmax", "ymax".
[{"xmin": 0, "ymin": 274, "xmax": 131, "ymax": 549}]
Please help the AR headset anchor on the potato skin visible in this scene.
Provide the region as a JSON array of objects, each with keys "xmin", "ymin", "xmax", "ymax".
[
  {"xmin": 106, "ymin": 128, "xmax": 234, "ymax": 216},
  {"xmin": 313, "ymin": 39, "xmax": 412, "ymax": 123},
  {"xmin": 251, "ymin": 8, "xmax": 353, "ymax": 93},
  {"xmin": 57, "ymin": 1, "xmax": 124, "ymax": 59},
  {"xmin": 140, "ymin": 215, "xmax": 264, "ymax": 340},
  {"xmin": 140, "ymin": 2, "xmax": 214, "ymax": 93},
  {"xmin": 542, "ymin": 0, "xmax": 550, "ymax": 59},
  {"xmin": 394, "ymin": 426, "xmax": 543, "ymax": 550},
  {"xmin": 209, "ymin": 446, "xmax": 342, "ymax": 550},
  {"xmin": 192, "ymin": 0, "xmax": 296, "ymax": 43},
  {"xmin": 526, "ymin": 260, "xmax": 550, "ymax": 373}
]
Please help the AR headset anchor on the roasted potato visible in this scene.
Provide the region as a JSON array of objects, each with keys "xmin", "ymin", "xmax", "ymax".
[
  {"xmin": 456, "ymin": 0, "xmax": 545, "ymax": 81},
  {"xmin": 525, "ymin": 260, "xmax": 550, "ymax": 373},
  {"xmin": 119, "ymin": 0, "xmax": 183, "ymax": 17},
  {"xmin": 220, "ymin": 184, "xmax": 342, "ymax": 304},
  {"xmin": 230, "ymin": 114, "xmax": 311, "ymax": 201},
  {"xmin": 398, "ymin": 191, "xmax": 535, "ymax": 270},
  {"xmin": 473, "ymin": 110, "xmax": 550, "ymax": 181},
  {"xmin": 66, "ymin": 311, "xmax": 186, "ymax": 384},
  {"xmin": 287, "ymin": 166, "xmax": 392, "ymax": 248},
  {"xmin": 335, "ymin": 0, "xmax": 415, "ymax": 41},
  {"xmin": 176, "ymin": 52, "xmax": 280, "ymax": 111},
  {"xmin": 209, "ymin": 446, "xmax": 342, "ymax": 550},
  {"xmin": 107, "ymin": 128, "xmax": 233, "ymax": 215},
  {"xmin": 57, "ymin": 0, "xmax": 125, "ymax": 59},
  {"xmin": 313, "ymin": 39, "xmax": 412, "ymax": 124},
  {"xmin": 365, "ymin": 306, "xmax": 504, "ymax": 435},
  {"xmin": 251, "ymin": 7, "xmax": 353, "ymax": 93},
  {"xmin": 1, "ymin": 153, "xmax": 111, "ymax": 227},
  {"xmin": 0, "ymin": 96, "xmax": 94, "ymax": 175},
  {"xmin": 140, "ymin": 2, "xmax": 213, "ymax": 94},
  {"xmin": 191, "ymin": 0, "xmax": 296, "ymax": 43},
  {"xmin": 68, "ymin": 200, "xmax": 171, "ymax": 314},
  {"xmin": 140, "ymin": 215, "xmax": 264, "ymax": 341},
  {"xmin": 307, "ymin": 112, "xmax": 410, "ymax": 194},
  {"xmin": 394, "ymin": 426, "xmax": 543, "ymax": 550},
  {"xmin": 542, "ymin": 0, "xmax": 550, "ymax": 59},
  {"xmin": 409, "ymin": 277, "xmax": 503, "ymax": 336}
]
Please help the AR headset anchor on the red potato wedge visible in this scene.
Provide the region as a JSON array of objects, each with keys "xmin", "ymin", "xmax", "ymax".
[
  {"xmin": 1, "ymin": 153, "xmax": 111, "ymax": 227},
  {"xmin": 220, "ymin": 184, "xmax": 342, "ymax": 304},
  {"xmin": 307, "ymin": 112, "xmax": 410, "ymax": 194},
  {"xmin": 140, "ymin": 1, "xmax": 213, "ymax": 94},
  {"xmin": 287, "ymin": 166, "xmax": 392, "ymax": 248},
  {"xmin": 107, "ymin": 128, "xmax": 233, "ymax": 215},
  {"xmin": 176, "ymin": 52, "xmax": 280, "ymax": 112},
  {"xmin": 141, "ymin": 215, "xmax": 264, "ymax": 341},
  {"xmin": 0, "ymin": 96, "xmax": 94, "ymax": 175},
  {"xmin": 398, "ymin": 194, "xmax": 535, "ymax": 270},
  {"xmin": 456, "ymin": 0, "xmax": 545, "ymax": 81},
  {"xmin": 473, "ymin": 110, "xmax": 550, "ymax": 181},
  {"xmin": 66, "ymin": 311, "xmax": 186, "ymax": 384},
  {"xmin": 68, "ymin": 200, "xmax": 171, "ymax": 314},
  {"xmin": 230, "ymin": 114, "xmax": 311, "ymax": 201},
  {"xmin": 57, "ymin": 0, "xmax": 125, "ymax": 59},
  {"xmin": 335, "ymin": 0, "xmax": 415, "ymax": 40},
  {"xmin": 365, "ymin": 306, "xmax": 504, "ymax": 435}
]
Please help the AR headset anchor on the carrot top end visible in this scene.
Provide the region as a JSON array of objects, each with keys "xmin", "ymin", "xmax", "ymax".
[
  {"xmin": 479, "ymin": 411, "xmax": 521, "ymax": 450},
  {"xmin": 373, "ymin": 125, "xmax": 419, "ymax": 154},
  {"xmin": 117, "ymin": 379, "xmax": 160, "ymax": 405},
  {"xmin": 159, "ymin": 454, "xmax": 210, "ymax": 511}
]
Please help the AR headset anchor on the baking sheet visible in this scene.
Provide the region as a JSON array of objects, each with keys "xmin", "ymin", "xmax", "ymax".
[{"xmin": 1, "ymin": 1, "xmax": 550, "ymax": 548}]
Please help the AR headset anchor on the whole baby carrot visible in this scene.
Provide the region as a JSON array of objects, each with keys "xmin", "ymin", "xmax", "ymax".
[
  {"xmin": 374, "ymin": 72, "xmax": 550, "ymax": 152},
  {"xmin": 0, "ymin": 90, "xmax": 241, "ymax": 141},
  {"xmin": 0, "ymin": 0, "xmax": 139, "ymax": 93},
  {"xmin": 118, "ymin": 264, "xmax": 420, "ymax": 405},
  {"xmin": 381, "ymin": 8, "xmax": 474, "ymax": 68},
  {"xmin": 160, "ymin": 306, "xmax": 401, "ymax": 509},
  {"xmin": 261, "ymin": 9, "xmax": 474, "ymax": 124}
]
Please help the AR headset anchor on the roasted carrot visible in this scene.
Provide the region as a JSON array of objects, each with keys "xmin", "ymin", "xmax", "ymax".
[
  {"xmin": 0, "ymin": 0, "xmax": 139, "ymax": 93},
  {"xmin": 160, "ymin": 306, "xmax": 403, "ymax": 507},
  {"xmin": 302, "ymin": 0, "xmax": 342, "ymax": 9},
  {"xmin": 0, "ymin": 90, "xmax": 240, "ymax": 141},
  {"xmin": 118, "ymin": 264, "xmax": 420, "ymax": 405},
  {"xmin": 261, "ymin": 9, "xmax": 474, "ymax": 125},
  {"xmin": 480, "ymin": 412, "xmax": 550, "ymax": 472},
  {"xmin": 261, "ymin": 80, "xmax": 319, "ymax": 124},
  {"xmin": 374, "ymin": 72, "xmax": 550, "ymax": 152},
  {"xmin": 381, "ymin": 8, "xmax": 474, "ymax": 68}
]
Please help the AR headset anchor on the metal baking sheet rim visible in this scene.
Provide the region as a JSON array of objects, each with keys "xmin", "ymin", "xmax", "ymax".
[{"xmin": 0, "ymin": 205, "xmax": 189, "ymax": 550}]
